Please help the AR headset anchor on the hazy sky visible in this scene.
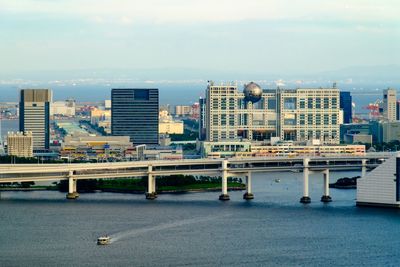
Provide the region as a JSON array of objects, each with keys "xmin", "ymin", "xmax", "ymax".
[{"xmin": 0, "ymin": 0, "xmax": 399, "ymax": 76}]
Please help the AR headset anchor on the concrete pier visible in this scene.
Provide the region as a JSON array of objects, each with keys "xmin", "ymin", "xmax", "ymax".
[
  {"xmin": 146, "ymin": 165, "xmax": 157, "ymax": 200},
  {"xmin": 219, "ymin": 160, "xmax": 230, "ymax": 201},
  {"xmin": 321, "ymin": 169, "xmax": 332, "ymax": 203},
  {"xmin": 243, "ymin": 172, "xmax": 254, "ymax": 200},
  {"xmin": 66, "ymin": 171, "xmax": 79, "ymax": 199},
  {"xmin": 300, "ymin": 158, "xmax": 311, "ymax": 203},
  {"xmin": 361, "ymin": 159, "xmax": 367, "ymax": 178}
]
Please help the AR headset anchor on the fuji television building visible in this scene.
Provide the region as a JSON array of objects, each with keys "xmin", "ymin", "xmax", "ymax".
[{"xmin": 205, "ymin": 81, "xmax": 341, "ymax": 145}]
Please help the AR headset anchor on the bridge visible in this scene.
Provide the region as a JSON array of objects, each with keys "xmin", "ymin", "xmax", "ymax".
[{"xmin": 0, "ymin": 153, "xmax": 393, "ymax": 203}]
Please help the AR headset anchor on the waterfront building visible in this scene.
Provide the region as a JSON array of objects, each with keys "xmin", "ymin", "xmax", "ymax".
[
  {"xmin": 19, "ymin": 89, "xmax": 52, "ymax": 151},
  {"xmin": 7, "ymin": 131, "xmax": 33, "ymax": 158},
  {"xmin": 357, "ymin": 155, "xmax": 400, "ymax": 208},
  {"xmin": 340, "ymin": 92, "xmax": 352, "ymax": 123},
  {"xmin": 111, "ymin": 89, "xmax": 159, "ymax": 145},
  {"xmin": 60, "ymin": 135, "xmax": 132, "ymax": 161},
  {"xmin": 125, "ymin": 145, "xmax": 183, "ymax": 161},
  {"xmin": 205, "ymin": 82, "xmax": 340, "ymax": 144},
  {"xmin": 383, "ymin": 88, "xmax": 397, "ymax": 122},
  {"xmin": 200, "ymin": 140, "xmax": 365, "ymax": 158}
]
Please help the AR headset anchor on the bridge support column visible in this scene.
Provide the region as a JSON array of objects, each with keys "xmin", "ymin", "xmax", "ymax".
[
  {"xmin": 66, "ymin": 171, "xmax": 79, "ymax": 199},
  {"xmin": 219, "ymin": 160, "xmax": 230, "ymax": 201},
  {"xmin": 243, "ymin": 172, "xmax": 254, "ymax": 200},
  {"xmin": 321, "ymin": 169, "xmax": 332, "ymax": 203},
  {"xmin": 146, "ymin": 166, "xmax": 156, "ymax": 200},
  {"xmin": 361, "ymin": 159, "xmax": 367, "ymax": 178},
  {"xmin": 300, "ymin": 158, "xmax": 311, "ymax": 204}
]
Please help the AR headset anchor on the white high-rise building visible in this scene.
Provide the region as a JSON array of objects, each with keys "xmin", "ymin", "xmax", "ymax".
[
  {"xmin": 206, "ymin": 82, "xmax": 340, "ymax": 144},
  {"xmin": 383, "ymin": 88, "xmax": 397, "ymax": 122}
]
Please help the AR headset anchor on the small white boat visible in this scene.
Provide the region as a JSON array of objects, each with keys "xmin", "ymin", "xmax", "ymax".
[
  {"xmin": 97, "ymin": 236, "xmax": 110, "ymax": 245},
  {"xmin": 275, "ymin": 179, "xmax": 281, "ymax": 183}
]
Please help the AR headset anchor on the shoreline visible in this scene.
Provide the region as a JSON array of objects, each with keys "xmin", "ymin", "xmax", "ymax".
[{"xmin": 0, "ymin": 186, "xmax": 245, "ymax": 194}]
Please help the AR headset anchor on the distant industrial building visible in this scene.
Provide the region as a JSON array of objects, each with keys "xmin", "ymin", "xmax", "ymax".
[
  {"xmin": 51, "ymin": 99, "xmax": 76, "ymax": 117},
  {"xmin": 19, "ymin": 89, "xmax": 52, "ymax": 151},
  {"xmin": 112, "ymin": 89, "xmax": 159, "ymax": 145},
  {"xmin": 383, "ymin": 88, "xmax": 397, "ymax": 122},
  {"xmin": 7, "ymin": 131, "xmax": 33, "ymax": 158},
  {"xmin": 340, "ymin": 91, "xmax": 352, "ymax": 123},
  {"xmin": 205, "ymin": 82, "xmax": 340, "ymax": 144},
  {"xmin": 174, "ymin": 105, "xmax": 191, "ymax": 117}
]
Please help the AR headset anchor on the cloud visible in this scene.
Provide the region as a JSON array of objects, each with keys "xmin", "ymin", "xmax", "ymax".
[{"xmin": 0, "ymin": 0, "xmax": 399, "ymax": 25}]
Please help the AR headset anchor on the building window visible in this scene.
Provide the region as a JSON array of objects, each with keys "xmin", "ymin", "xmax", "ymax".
[
  {"xmin": 299, "ymin": 99, "xmax": 306, "ymax": 109},
  {"xmin": 332, "ymin": 98, "xmax": 337, "ymax": 108},
  {"xmin": 299, "ymin": 114, "xmax": 305, "ymax": 125},
  {"xmin": 315, "ymin": 114, "xmax": 321, "ymax": 125},
  {"xmin": 324, "ymin": 98, "xmax": 329, "ymax": 109},
  {"xmin": 324, "ymin": 114, "xmax": 329, "ymax": 125},
  {"xmin": 315, "ymin": 98, "xmax": 321, "ymax": 109},
  {"xmin": 284, "ymin": 97, "xmax": 297, "ymax": 110},
  {"xmin": 308, "ymin": 114, "xmax": 313, "ymax": 125},
  {"xmin": 268, "ymin": 98, "xmax": 276, "ymax": 110},
  {"xmin": 308, "ymin": 98, "xmax": 313, "ymax": 109}
]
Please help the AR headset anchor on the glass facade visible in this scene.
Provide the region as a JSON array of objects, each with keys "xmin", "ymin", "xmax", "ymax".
[
  {"xmin": 340, "ymin": 91, "xmax": 352, "ymax": 123},
  {"xmin": 111, "ymin": 89, "xmax": 159, "ymax": 145}
]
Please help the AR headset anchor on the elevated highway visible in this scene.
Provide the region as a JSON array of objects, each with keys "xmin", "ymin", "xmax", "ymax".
[{"xmin": 0, "ymin": 153, "xmax": 393, "ymax": 202}]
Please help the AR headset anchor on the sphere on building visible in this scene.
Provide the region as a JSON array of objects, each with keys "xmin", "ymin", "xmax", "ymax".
[{"xmin": 243, "ymin": 82, "xmax": 262, "ymax": 103}]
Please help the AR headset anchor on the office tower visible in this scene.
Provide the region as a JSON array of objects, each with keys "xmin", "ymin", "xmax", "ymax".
[
  {"xmin": 383, "ymin": 88, "xmax": 397, "ymax": 122},
  {"xmin": 205, "ymin": 82, "xmax": 340, "ymax": 144},
  {"xmin": 199, "ymin": 97, "xmax": 207, "ymax": 141},
  {"xmin": 340, "ymin": 91, "xmax": 352, "ymax": 123},
  {"xmin": 19, "ymin": 89, "xmax": 52, "ymax": 151},
  {"xmin": 7, "ymin": 131, "xmax": 33, "ymax": 158},
  {"xmin": 111, "ymin": 89, "xmax": 159, "ymax": 145},
  {"xmin": 397, "ymin": 101, "xmax": 400, "ymax": 121}
]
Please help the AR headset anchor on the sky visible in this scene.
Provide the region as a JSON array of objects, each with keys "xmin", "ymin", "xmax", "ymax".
[{"xmin": 0, "ymin": 0, "xmax": 399, "ymax": 79}]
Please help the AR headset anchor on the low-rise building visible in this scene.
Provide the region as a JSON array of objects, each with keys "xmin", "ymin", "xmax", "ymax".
[
  {"xmin": 61, "ymin": 136, "xmax": 132, "ymax": 160},
  {"xmin": 7, "ymin": 131, "xmax": 33, "ymax": 158},
  {"xmin": 125, "ymin": 145, "xmax": 183, "ymax": 161},
  {"xmin": 159, "ymin": 110, "xmax": 184, "ymax": 134},
  {"xmin": 200, "ymin": 141, "xmax": 365, "ymax": 158}
]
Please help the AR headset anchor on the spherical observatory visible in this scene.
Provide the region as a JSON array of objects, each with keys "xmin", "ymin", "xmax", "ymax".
[{"xmin": 243, "ymin": 82, "xmax": 262, "ymax": 103}]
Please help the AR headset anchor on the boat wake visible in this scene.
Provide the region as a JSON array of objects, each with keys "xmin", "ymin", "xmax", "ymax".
[{"xmin": 110, "ymin": 213, "xmax": 230, "ymax": 243}]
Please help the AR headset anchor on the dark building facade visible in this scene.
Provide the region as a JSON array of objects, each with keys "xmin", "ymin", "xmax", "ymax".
[
  {"xmin": 340, "ymin": 91, "xmax": 352, "ymax": 124},
  {"xmin": 198, "ymin": 97, "xmax": 207, "ymax": 141},
  {"xmin": 111, "ymin": 89, "xmax": 159, "ymax": 145},
  {"xmin": 19, "ymin": 89, "xmax": 51, "ymax": 151}
]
